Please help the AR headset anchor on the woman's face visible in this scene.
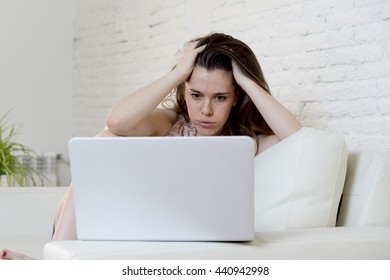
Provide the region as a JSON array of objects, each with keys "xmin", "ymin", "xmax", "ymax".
[{"xmin": 184, "ymin": 66, "xmax": 237, "ymax": 136}]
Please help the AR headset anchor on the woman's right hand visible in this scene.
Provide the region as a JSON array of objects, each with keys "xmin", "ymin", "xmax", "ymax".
[{"xmin": 173, "ymin": 41, "xmax": 207, "ymax": 82}]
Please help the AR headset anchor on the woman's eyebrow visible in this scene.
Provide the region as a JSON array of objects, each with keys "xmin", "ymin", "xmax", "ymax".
[
  {"xmin": 189, "ymin": 88, "xmax": 202, "ymax": 94},
  {"xmin": 189, "ymin": 88, "xmax": 231, "ymax": 95}
]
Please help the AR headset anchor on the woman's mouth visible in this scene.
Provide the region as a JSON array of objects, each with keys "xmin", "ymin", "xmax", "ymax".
[{"xmin": 197, "ymin": 120, "xmax": 216, "ymax": 128}]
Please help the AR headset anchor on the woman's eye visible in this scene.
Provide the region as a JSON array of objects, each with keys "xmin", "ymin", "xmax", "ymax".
[
  {"xmin": 190, "ymin": 93, "xmax": 201, "ymax": 99},
  {"xmin": 215, "ymin": 96, "xmax": 226, "ymax": 101}
]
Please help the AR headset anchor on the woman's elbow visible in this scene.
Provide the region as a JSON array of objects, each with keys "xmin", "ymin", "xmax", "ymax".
[{"xmin": 105, "ymin": 113, "xmax": 126, "ymax": 135}]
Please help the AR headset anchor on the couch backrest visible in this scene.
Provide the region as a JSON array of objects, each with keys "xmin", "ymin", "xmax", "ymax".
[
  {"xmin": 0, "ymin": 187, "xmax": 67, "ymax": 239},
  {"xmin": 337, "ymin": 151, "xmax": 390, "ymax": 227},
  {"xmin": 255, "ymin": 127, "xmax": 348, "ymax": 231}
]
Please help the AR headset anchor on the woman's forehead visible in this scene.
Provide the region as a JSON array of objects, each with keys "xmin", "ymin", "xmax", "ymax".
[{"xmin": 187, "ymin": 66, "xmax": 235, "ymax": 92}]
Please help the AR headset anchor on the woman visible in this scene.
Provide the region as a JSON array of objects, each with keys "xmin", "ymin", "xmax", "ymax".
[
  {"xmin": 105, "ymin": 33, "xmax": 301, "ymax": 152},
  {"xmin": 1, "ymin": 32, "xmax": 301, "ymax": 260}
]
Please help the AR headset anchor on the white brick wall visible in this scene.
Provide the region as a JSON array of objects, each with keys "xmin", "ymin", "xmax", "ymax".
[{"xmin": 74, "ymin": 0, "xmax": 390, "ymax": 151}]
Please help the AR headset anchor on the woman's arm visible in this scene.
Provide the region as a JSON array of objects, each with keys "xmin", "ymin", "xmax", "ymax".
[
  {"xmin": 106, "ymin": 71, "xmax": 181, "ymax": 136},
  {"xmin": 106, "ymin": 42, "xmax": 206, "ymax": 136},
  {"xmin": 232, "ymin": 61, "xmax": 302, "ymax": 151}
]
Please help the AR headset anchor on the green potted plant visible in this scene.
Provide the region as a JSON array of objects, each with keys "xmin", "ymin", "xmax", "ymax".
[{"xmin": 0, "ymin": 110, "xmax": 44, "ymax": 186}]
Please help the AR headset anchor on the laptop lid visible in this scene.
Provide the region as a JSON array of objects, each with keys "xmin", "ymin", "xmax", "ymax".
[{"xmin": 69, "ymin": 136, "xmax": 254, "ymax": 241}]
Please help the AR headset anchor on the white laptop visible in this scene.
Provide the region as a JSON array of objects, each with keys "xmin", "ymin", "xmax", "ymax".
[{"xmin": 68, "ymin": 136, "xmax": 254, "ymax": 241}]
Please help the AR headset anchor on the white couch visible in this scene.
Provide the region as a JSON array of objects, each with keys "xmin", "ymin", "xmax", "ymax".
[{"xmin": 1, "ymin": 128, "xmax": 389, "ymax": 259}]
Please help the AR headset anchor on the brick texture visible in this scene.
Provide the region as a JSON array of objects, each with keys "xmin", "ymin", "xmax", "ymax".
[{"xmin": 73, "ymin": 0, "xmax": 390, "ymax": 151}]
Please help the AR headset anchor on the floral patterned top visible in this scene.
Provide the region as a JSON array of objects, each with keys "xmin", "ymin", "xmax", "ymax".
[{"xmin": 166, "ymin": 115, "xmax": 196, "ymax": 136}]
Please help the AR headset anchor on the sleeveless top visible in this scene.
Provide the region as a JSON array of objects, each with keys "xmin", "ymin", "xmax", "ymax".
[{"xmin": 166, "ymin": 115, "xmax": 196, "ymax": 136}]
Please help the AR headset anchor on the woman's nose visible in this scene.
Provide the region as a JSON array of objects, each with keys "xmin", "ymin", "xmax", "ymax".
[{"xmin": 201, "ymin": 100, "xmax": 213, "ymax": 116}]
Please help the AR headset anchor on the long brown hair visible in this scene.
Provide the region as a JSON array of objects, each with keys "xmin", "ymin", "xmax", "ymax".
[{"xmin": 165, "ymin": 33, "xmax": 274, "ymax": 151}]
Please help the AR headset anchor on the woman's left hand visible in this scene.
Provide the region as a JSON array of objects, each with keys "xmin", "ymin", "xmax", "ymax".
[
  {"xmin": 232, "ymin": 60, "xmax": 244, "ymax": 85},
  {"xmin": 232, "ymin": 60, "xmax": 256, "ymax": 92}
]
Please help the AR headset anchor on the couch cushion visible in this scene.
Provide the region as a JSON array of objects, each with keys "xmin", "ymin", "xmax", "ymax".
[
  {"xmin": 43, "ymin": 226, "xmax": 390, "ymax": 259},
  {"xmin": 337, "ymin": 151, "xmax": 390, "ymax": 227},
  {"xmin": 254, "ymin": 127, "xmax": 348, "ymax": 230}
]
